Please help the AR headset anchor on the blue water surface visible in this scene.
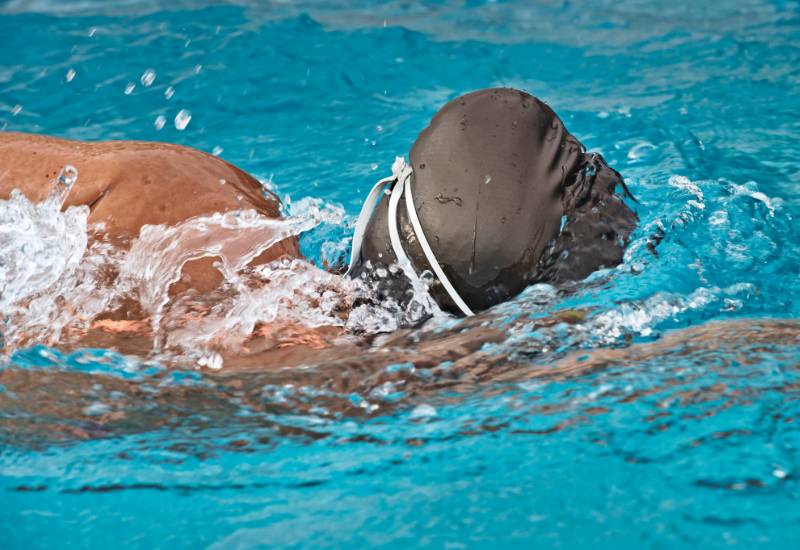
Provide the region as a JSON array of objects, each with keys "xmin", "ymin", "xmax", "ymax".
[{"xmin": 2, "ymin": 0, "xmax": 800, "ymax": 548}]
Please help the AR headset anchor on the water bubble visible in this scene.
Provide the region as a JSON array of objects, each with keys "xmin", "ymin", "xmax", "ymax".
[
  {"xmin": 11, "ymin": 104, "xmax": 22, "ymax": 116},
  {"xmin": 376, "ymin": 124, "xmax": 384, "ymax": 132},
  {"xmin": 124, "ymin": 82, "xmax": 135, "ymax": 95},
  {"xmin": 88, "ymin": 27, "xmax": 97, "ymax": 37},
  {"xmin": 174, "ymin": 109, "xmax": 192, "ymax": 131},
  {"xmin": 154, "ymin": 115, "xmax": 166, "ymax": 130},
  {"xmin": 164, "ymin": 86, "xmax": 175, "ymax": 100},
  {"xmin": 197, "ymin": 352, "xmax": 223, "ymax": 370},
  {"xmin": 370, "ymin": 163, "xmax": 378, "ymax": 171},
  {"xmin": 419, "ymin": 269, "xmax": 434, "ymax": 287},
  {"xmin": 83, "ymin": 402, "xmax": 111, "ymax": 416},
  {"xmin": 410, "ymin": 403, "xmax": 437, "ymax": 419},
  {"xmin": 140, "ymin": 68, "xmax": 156, "ymax": 87},
  {"xmin": 58, "ymin": 165, "xmax": 78, "ymax": 188},
  {"xmin": 65, "ymin": 69, "xmax": 75, "ymax": 82},
  {"xmin": 194, "ymin": 64, "xmax": 202, "ymax": 74},
  {"xmin": 212, "ymin": 146, "xmax": 223, "ymax": 156},
  {"xmin": 52, "ymin": 165, "xmax": 78, "ymax": 206}
]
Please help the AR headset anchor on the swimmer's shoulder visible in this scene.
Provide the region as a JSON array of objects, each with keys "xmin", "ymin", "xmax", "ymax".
[{"xmin": 0, "ymin": 131, "xmax": 280, "ymax": 222}]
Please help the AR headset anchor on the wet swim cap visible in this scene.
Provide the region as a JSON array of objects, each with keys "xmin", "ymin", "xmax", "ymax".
[{"xmin": 348, "ymin": 88, "xmax": 637, "ymax": 315}]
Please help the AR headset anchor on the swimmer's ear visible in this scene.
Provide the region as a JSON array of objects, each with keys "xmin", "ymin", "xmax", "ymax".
[
  {"xmin": 566, "ymin": 152, "xmax": 637, "ymax": 211},
  {"xmin": 592, "ymin": 152, "xmax": 638, "ymax": 203}
]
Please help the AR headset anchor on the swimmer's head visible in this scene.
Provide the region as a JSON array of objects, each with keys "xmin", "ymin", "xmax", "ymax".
[{"xmin": 348, "ymin": 87, "xmax": 637, "ymax": 315}]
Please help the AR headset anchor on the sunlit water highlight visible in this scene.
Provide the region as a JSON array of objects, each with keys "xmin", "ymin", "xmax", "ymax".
[{"xmin": 1, "ymin": 1, "xmax": 800, "ymax": 547}]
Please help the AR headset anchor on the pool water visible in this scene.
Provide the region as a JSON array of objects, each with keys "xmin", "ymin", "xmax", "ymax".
[{"xmin": 2, "ymin": 0, "xmax": 800, "ymax": 547}]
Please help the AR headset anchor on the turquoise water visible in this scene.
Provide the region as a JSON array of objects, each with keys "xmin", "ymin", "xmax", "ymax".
[{"xmin": 2, "ymin": 0, "xmax": 800, "ymax": 547}]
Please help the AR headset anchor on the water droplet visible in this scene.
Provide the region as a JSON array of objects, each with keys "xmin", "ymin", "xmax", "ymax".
[
  {"xmin": 65, "ymin": 69, "xmax": 76, "ymax": 82},
  {"xmin": 218, "ymin": 178, "xmax": 227, "ymax": 185},
  {"xmin": 154, "ymin": 115, "xmax": 166, "ymax": 130},
  {"xmin": 88, "ymin": 27, "xmax": 97, "ymax": 37},
  {"xmin": 124, "ymin": 82, "xmax": 135, "ymax": 95},
  {"xmin": 140, "ymin": 68, "xmax": 156, "ymax": 87},
  {"xmin": 194, "ymin": 64, "xmax": 202, "ymax": 74},
  {"xmin": 419, "ymin": 270, "xmax": 434, "ymax": 287},
  {"xmin": 212, "ymin": 146, "xmax": 223, "ymax": 156},
  {"xmin": 410, "ymin": 404, "xmax": 437, "ymax": 419},
  {"xmin": 174, "ymin": 109, "xmax": 192, "ymax": 131},
  {"xmin": 164, "ymin": 86, "xmax": 175, "ymax": 100},
  {"xmin": 53, "ymin": 165, "xmax": 78, "ymax": 206},
  {"xmin": 197, "ymin": 352, "xmax": 223, "ymax": 370},
  {"xmin": 370, "ymin": 163, "xmax": 378, "ymax": 171},
  {"xmin": 376, "ymin": 125, "xmax": 384, "ymax": 132},
  {"xmin": 83, "ymin": 402, "xmax": 111, "ymax": 416},
  {"xmin": 484, "ymin": 174, "xmax": 492, "ymax": 185},
  {"xmin": 11, "ymin": 104, "xmax": 22, "ymax": 116},
  {"xmin": 58, "ymin": 165, "xmax": 78, "ymax": 188}
]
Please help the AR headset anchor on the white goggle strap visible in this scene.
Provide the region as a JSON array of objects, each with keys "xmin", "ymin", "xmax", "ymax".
[
  {"xmin": 401, "ymin": 173, "xmax": 474, "ymax": 317},
  {"xmin": 345, "ymin": 173, "xmax": 397, "ymax": 275},
  {"xmin": 348, "ymin": 160, "xmax": 475, "ymax": 318}
]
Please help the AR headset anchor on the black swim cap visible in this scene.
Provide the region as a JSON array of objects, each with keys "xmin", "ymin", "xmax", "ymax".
[{"xmin": 350, "ymin": 87, "xmax": 637, "ymax": 315}]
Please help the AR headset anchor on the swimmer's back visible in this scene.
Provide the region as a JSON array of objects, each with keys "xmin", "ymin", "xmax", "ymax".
[{"xmin": 0, "ymin": 132, "xmax": 283, "ymax": 239}]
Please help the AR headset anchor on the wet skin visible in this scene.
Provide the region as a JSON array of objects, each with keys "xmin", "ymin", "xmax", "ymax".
[
  {"xmin": 0, "ymin": 132, "xmax": 312, "ymax": 350},
  {"xmin": 0, "ymin": 131, "xmax": 301, "ymax": 294}
]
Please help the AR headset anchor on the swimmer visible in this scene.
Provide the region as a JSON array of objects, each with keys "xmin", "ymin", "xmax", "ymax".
[
  {"xmin": 348, "ymin": 88, "xmax": 637, "ymax": 315},
  {"xmin": 0, "ymin": 87, "xmax": 637, "ymax": 356}
]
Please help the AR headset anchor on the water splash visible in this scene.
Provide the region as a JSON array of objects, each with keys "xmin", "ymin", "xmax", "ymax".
[
  {"xmin": 0, "ymin": 165, "xmax": 85, "ymax": 317},
  {"xmin": 0, "ymin": 181, "xmax": 439, "ymax": 361}
]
